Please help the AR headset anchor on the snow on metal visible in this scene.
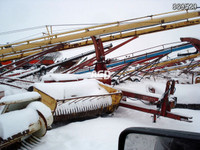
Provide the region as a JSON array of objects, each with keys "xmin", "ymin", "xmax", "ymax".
[
  {"xmin": 0, "ymin": 108, "xmax": 39, "ymax": 139},
  {"xmin": 0, "ymin": 92, "xmax": 41, "ymax": 106},
  {"xmin": 34, "ymin": 79, "xmax": 110, "ymax": 100}
]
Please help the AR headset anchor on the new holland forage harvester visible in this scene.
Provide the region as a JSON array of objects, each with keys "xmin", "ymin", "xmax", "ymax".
[{"xmin": 0, "ymin": 10, "xmax": 200, "ymax": 149}]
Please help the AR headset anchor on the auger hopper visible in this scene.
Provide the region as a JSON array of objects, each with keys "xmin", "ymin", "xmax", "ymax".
[{"xmin": 33, "ymin": 79, "xmax": 123, "ymax": 122}]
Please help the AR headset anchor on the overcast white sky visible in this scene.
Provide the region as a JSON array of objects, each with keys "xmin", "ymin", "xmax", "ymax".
[{"xmin": 0, "ymin": 0, "xmax": 200, "ymax": 57}]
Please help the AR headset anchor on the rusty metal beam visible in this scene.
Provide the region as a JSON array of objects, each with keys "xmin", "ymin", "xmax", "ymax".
[
  {"xmin": 63, "ymin": 36, "xmax": 138, "ymax": 73},
  {"xmin": 0, "ymin": 44, "xmax": 63, "ymax": 71},
  {"xmin": 120, "ymin": 80, "xmax": 192, "ymax": 122},
  {"xmin": 122, "ymin": 90, "xmax": 159, "ymax": 102},
  {"xmin": 119, "ymin": 101, "xmax": 192, "ymax": 122},
  {"xmin": 0, "ymin": 44, "xmax": 64, "ymax": 76},
  {"xmin": 91, "ymin": 36, "xmax": 107, "ymax": 72},
  {"xmin": 0, "ymin": 76, "xmax": 34, "ymax": 83},
  {"xmin": 181, "ymin": 37, "xmax": 200, "ymax": 52}
]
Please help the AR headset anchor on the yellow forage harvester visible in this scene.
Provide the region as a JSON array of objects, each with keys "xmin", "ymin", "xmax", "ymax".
[{"xmin": 33, "ymin": 79, "xmax": 123, "ymax": 122}]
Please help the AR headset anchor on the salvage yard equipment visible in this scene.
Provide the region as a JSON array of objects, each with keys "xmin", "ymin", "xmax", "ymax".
[
  {"xmin": 119, "ymin": 80, "xmax": 192, "ymax": 122},
  {"xmin": 33, "ymin": 79, "xmax": 123, "ymax": 122},
  {"xmin": 0, "ymin": 92, "xmax": 53, "ymax": 149},
  {"xmin": 0, "ymin": 9, "xmax": 200, "ymax": 149}
]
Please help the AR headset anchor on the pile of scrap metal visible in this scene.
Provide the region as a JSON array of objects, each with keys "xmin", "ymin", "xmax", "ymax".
[
  {"xmin": 0, "ymin": 36, "xmax": 199, "ymax": 149},
  {"xmin": 0, "ymin": 10, "xmax": 200, "ymax": 149},
  {"xmin": 0, "ymin": 66, "xmax": 195, "ymax": 149},
  {"xmin": 0, "ymin": 79, "xmax": 123, "ymax": 149},
  {"xmin": 109, "ymin": 37, "xmax": 200, "ymax": 85}
]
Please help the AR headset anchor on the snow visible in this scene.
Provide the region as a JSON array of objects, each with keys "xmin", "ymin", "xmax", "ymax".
[
  {"xmin": 1, "ymin": 1, "xmax": 200, "ymax": 149},
  {"xmin": 31, "ymin": 107, "xmax": 200, "ymax": 150},
  {"xmin": 35, "ymin": 79, "xmax": 113, "ymax": 116},
  {"xmin": 0, "ymin": 79, "xmax": 200, "ymax": 149},
  {"xmin": 34, "ymin": 79, "xmax": 109, "ymax": 100},
  {"xmin": 174, "ymin": 84, "xmax": 200, "ymax": 104},
  {"xmin": 115, "ymin": 82, "xmax": 161, "ymax": 99},
  {"xmin": 0, "ymin": 85, "xmax": 29, "ymax": 114},
  {"xmin": 0, "ymin": 92, "xmax": 41, "ymax": 105},
  {"xmin": 41, "ymin": 72, "xmax": 109, "ymax": 82},
  {"xmin": 0, "ymin": 107, "xmax": 39, "ymax": 140},
  {"xmin": 28, "ymin": 79, "xmax": 200, "ymax": 150},
  {"xmin": 41, "ymin": 73, "xmax": 92, "ymax": 82},
  {"xmin": 27, "ymin": 101, "xmax": 53, "ymax": 127},
  {"xmin": 1, "ymin": 73, "xmax": 200, "ymax": 150},
  {"xmin": 27, "ymin": 101, "xmax": 52, "ymax": 120},
  {"xmin": 0, "ymin": 100, "xmax": 53, "ymax": 140},
  {"xmin": 0, "ymin": 84, "xmax": 26, "ymax": 96},
  {"xmin": 1, "ymin": 76, "xmax": 200, "ymax": 149},
  {"xmin": 116, "ymin": 80, "xmax": 200, "ymax": 104},
  {"xmin": 55, "ymin": 95, "xmax": 112, "ymax": 115}
]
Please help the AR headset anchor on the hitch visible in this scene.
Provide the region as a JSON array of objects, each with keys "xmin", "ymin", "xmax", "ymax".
[{"xmin": 119, "ymin": 80, "xmax": 192, "ymax": 123}]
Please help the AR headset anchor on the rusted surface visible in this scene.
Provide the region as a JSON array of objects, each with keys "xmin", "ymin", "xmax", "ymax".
[
  {"xmin": 181, "ymin": 37, "xmax": 200, "ymax": 52},
  {"xmin": 0, "ymin": 82, "xmax": 24, "ymax": 89},
  {"xmin": 0, "ymin": 91, "xmax": 4, "ymax": 99},
  {"xmin": 0, "ymin": 76, "xmax": 34, "ymax": 83},
  {"xmin": 195, "ymin": 76, "xmax": 200, "ymax": 84},
  {"xmin": 0, "ymin": 130, "xmax": 29, "ymax": 149},
  {"xmin": 120, "ymin": 80, "xmax": 191, "ymax": 122},
  {"xmin": 91, "ymin": 36, "xmax": 107, "ymax": 72},
  {"xmin": 122, "ymin": 90, "xmax": 159, "ymax": 102},
  {"xmin": 32, "ymin": 110, "xmax": 48, "ymax": 138},
  {"xmin": 53, "ymin": 84, "xmax": 122, "ymax": 122},
  {"xmin": 0, "ymin": 44, "xmax": 64, "ymax": 77},
  {"xmin": 119, "ymin": 101, "xmax": 192, "ymax": 122},
  {"xmin": 54, "ymin": 104, "xmax": 119, "ymax": 122},
  {"xmin": 0, "ymin": 108, "xmax": 51, "ymax": 149}
]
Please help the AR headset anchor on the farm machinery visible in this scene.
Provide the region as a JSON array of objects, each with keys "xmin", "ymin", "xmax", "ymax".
[{"xmin": 0, "ymin": 9, "xmax": 200, "ymax": 149}]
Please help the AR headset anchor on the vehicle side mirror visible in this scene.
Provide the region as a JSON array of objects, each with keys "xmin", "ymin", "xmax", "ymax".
[{"xmin": 118, "ymin": 127, "xmax": 200, "ymax": 150}]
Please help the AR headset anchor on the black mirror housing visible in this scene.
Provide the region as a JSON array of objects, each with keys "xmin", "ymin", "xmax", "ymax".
[{"xmin": 118, "ymin": 127, "xmax": 200, "ymax": 150}]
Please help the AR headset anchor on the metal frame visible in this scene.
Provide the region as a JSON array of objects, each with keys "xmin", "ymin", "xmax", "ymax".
[
  {"xmin": 119, "ymin": 80, "xmax": 192, "ymax": 122},
  {"xmin": 1, "ymin": 10, "xmax": 200, "ymax": 61}
]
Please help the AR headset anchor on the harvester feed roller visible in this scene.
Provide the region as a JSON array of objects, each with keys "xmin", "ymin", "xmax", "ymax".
[
  {"xmin": 33, "ymin": 79, "xmax": 123, "ymax": 122},
  {"xmin": 0, "ymin": 93, "xmax": 53, "ymax": 149},
  {"xmin": 54, "ymin": 92, "xmax": 121, "ymax": 121}
]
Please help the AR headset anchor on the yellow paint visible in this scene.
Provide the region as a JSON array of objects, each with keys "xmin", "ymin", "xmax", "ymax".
[
  {"xmin": 0, "ymin": 10, "xmax": 200, "ymax": 61},
  {"xmin": 154, "ymin": 64, "xmax": 200, "ymax": 74},
  {"xmin": 99, "ymin": 83, "xmax": 122, "ymax": 111},
  {"xmin": 34, "ymin": 87, "xmax": 57, "ymax": 112}
]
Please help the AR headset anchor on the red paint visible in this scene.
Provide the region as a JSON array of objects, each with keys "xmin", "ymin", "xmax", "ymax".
[{"xmin": 1, "ymin": 61, "xmax": 12, "ymax": 65}]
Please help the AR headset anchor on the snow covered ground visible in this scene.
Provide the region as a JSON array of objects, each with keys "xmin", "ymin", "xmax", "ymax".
[
  {"xmin": 1, "ymin": 79, "xmax": 199, "ymax": 150},
  {"xmin": 28, "ymin": 80, "xmax": 200, "ymax": 150},
  {"xmin": 32, "ymin": 108, "xmax": 200, "ymax": 150}
]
